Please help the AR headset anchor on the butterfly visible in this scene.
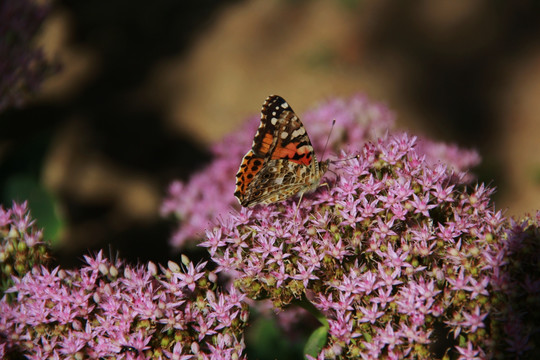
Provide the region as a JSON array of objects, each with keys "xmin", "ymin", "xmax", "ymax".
[{"xmin": 234, "ymin": 95, "xmax": 329, "ymax": 207}]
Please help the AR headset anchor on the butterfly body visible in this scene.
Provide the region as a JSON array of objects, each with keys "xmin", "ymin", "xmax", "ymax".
[{"xmin": 234, "ymin": 95, "xmax": 328, "ymax": 207}]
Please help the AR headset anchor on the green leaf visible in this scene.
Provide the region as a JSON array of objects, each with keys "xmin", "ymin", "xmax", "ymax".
[
  {"xmin": 304, "ymin": 325, "xmax": 328, "ymax": 359},
  {"xmin": 3, "ymin": 174, "xmax": 63, "ymax": 244},
  {"xmin": 294, "ymin": 295, "xmax": 329, "ymax": 328},
  {"xmin": 245, "ymin": 315, "xmax": 305, "ymax": 360}
]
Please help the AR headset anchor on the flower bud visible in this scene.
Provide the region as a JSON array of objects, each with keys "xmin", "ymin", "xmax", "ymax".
[
  {"xmin": 148, "ymin": 261, "xmax": 158, "ymax": 276},
  {"xmin": 206, "ymin": 290, "xmax": 216, "ymax": 303},
  {"xmin": 58, "ymin": 269, "xmax": 67, "ymax": 279},
  {"xmin": 124, "ymin": 267, "xmax": 132, "ymax": 280},
  {"xmin": 72, "ymin": 320, "xmax": 82, "ymax": 331},
  {"xmin": 109, "ymin": 265, "xmax": 118, "ymax": 278},
  {"xmin": 8, "ymin": 228, "xmax": 18, "ymax": 239},
  {"xmin": 191, "ymin": 341, "xmax": 200, "ymax": 354},
  {"xmin": 103, "ymin": 283, "xmax": 113, "ymax": 295},
  {"xmin": 168, "ymin": 261, "xmax": 180, "ymax": 273},
  {"xmin": 98, "ymin": 263, "xmax": 108, "ymax": 276},
  {"xmin": 17, "ymin": 240, "xmax": 27, "ymax": 252},
  {"xmin": 240, "ymin": 308, "xmax": 249, "ymax": 323},
  {"xmin": 181, "ymin": 254, "xmax": 190, "ymax": 266}
]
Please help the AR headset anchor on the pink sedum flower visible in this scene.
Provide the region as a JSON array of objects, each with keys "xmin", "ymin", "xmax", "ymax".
[
  {"xmin": 0, "ymin": 204, "xmax": 248, "ymax": 360},
  {"xmin": 205, "ymin": 131, "xmax": 505, "ymax": 359},
  {"xmin": 163, "ymin": 94, "xmax": 482, "ymax": 249},
  {"xmin": 3, "ymin": 93, "xmax": 540, "ymax": 359}
]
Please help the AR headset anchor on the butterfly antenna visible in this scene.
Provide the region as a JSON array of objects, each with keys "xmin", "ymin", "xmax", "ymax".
[
  {"xmin": 320, "ymin": 119, "xmax": 336, "ymax": 162},
  {"xmin": 331, "ymin": 154, "xmax": 361, "ymax": 164}
]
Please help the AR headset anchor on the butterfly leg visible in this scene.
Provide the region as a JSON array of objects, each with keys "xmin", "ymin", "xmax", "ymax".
[{"xmin": 293, "ymin": 192, "xmax": 305, "ymax": 221}]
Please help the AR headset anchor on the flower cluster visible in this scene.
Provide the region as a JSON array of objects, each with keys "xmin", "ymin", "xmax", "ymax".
[
  {"xmin": 0, "ymin": 201, "xmax": 50, "ymax": 292},
  {"xmin": 204, "ymin": 132, "xmax": 506, "ymax": 359},
  {"xmin": 0, "ymin": 0, "xmax": 56, "ymax": 111},
  {"xmin": 0, "ymin": 204, "xmax": 248, "ymax": 360},
  {"xmin": 491, "ymin": 212, "xmax": 540, "ymax": 358},
  {"xmin": 5, "ymin": 92, "xmax": 538, "ymax": 359},
  {"xmin": 162, "ymin": 95, "xmax": 480, "ymax": 248}
]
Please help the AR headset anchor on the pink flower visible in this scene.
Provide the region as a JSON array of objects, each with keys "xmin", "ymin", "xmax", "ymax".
[
  {"xmin": 0, "ymin": 230, "xmax": 247, "ymax": 359},
  {"xmin": 358, "ymin": 304, "xmax": 384, "ymax": 324},
  {"xmin": 201, "ymin": 127, "xmax": 505, "ymax": 358},
  {"xmin": 461, "ymin": 305, "xmax": 488, "ymax": 333},
  {"xmin": 162, "ymin": 95, "xmax": 399, "ymax": 248},
  {"xmin": 455, "ymin": 341, "xmax": 484, "ymax": 360},
  {"xmin": 172, "ymin": 261, "xmax": 206, "ymax": 292}
]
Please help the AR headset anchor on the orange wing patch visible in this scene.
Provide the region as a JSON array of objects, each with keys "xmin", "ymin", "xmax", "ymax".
[
  {"xmin": 258, "ymin": 133, "xmax": 274, "ymax": 155},
  {"xmin": 271, "ymin": 143, "xmax": 313, "ymax": 166},
  {"xmin": 234, "ymin": 151, "xmax": 264, "ymax": 198}
]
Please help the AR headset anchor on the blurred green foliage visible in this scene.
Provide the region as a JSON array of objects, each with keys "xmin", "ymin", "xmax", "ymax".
[
  {"xmin": 3, "ymin": 174, "xmax": 63, "ymax": 244},
  {"xmin": 245, "ymin": 315, "xmax": 307, "ymax": 360}
]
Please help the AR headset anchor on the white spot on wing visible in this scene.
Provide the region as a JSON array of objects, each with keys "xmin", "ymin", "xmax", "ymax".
[
  {"xmin": 281, "ymin": 102, "xmax": 289, "ymax": 109},
  {"xmin": 292, "ymin": 128, "xmax": 306, "ymax": 138},
  {"xmin": 280, "ymin": 131, "xmax": 288, "ymax": 139}
]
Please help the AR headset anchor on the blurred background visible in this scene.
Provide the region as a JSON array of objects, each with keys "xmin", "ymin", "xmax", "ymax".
[{"xmin": 2, "ymin": 0, "xmax": 540, "ymax": 265}]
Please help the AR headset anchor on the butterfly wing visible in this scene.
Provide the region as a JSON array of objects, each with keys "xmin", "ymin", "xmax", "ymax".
[
  {"xmin": 241, "ymin": 158, "xmax": 316, "ymax": 206},
  {"xmin": 234, "ymin": 95, "xmax": 322, "ymax": 207}
]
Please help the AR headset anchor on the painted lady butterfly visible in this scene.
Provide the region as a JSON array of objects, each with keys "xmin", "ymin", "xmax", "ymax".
[{"xmin": 234, "ymin": 95, "xmax": 329, "ymax": 207}]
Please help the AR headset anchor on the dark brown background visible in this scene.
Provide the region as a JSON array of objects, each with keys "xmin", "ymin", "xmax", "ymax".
[{"xmin": 3, "ymin": 0, "xmax": 540, "ymax": 266}]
